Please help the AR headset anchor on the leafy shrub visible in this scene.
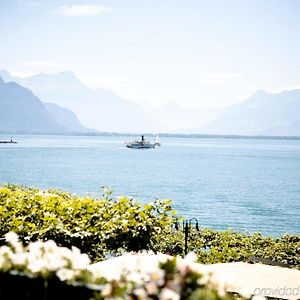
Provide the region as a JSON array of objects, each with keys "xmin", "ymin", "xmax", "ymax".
[
  {"xmin": 0, "ymin": 184, "xmax": 175, "ymax": 260},
  {"xmin": 0, "ymin": 184, "xmax": 299, "ymax": 269},
  {"xmin": 187, "ymin": 228, "xmax": 300, "ymax": 268}
]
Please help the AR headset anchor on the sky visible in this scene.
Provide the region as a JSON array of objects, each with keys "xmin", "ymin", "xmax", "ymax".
[{"xmin": 1, "ymin": 0, "xmax": 300, "ymax": 109}]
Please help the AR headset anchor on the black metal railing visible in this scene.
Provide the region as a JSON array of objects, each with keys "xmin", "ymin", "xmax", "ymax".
[{"xmin": 173, "ymin": 218, "xmax": 200, "ymax": 255}]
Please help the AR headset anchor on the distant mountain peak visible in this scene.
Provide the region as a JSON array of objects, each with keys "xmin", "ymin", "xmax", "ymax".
[
  {"xmin": 250, "ymin": 89, "xmax": 268, "ymax": 98},
  {"xmin": 51, "ymin": 70, "xmax": 76, "ymax": 79},
  {"xmin": 0, "ymin": 70, "xmax": 11, "ymax": 77},
  {"xmin": 0, "ymin": 76, "xmax": 4, "ymax": 85},
  {"xmin": 29, "ymin": 70, "xmax": 76, "ymax": 80},
  {"xmin": 0, "ymin": 69, "xmax": 82, "ymax": 88},
  {"xmin": 59, "ymin": 70, "xmax": 74, "ymax": 76},
  {"xmin": 0, "ymin": 70, "xmax": 13, "ymax": 82}
]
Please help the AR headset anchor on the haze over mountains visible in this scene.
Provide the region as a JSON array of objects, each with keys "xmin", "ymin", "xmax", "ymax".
[
  {"xmin": 198, "ymin": 90, "xmax": 300, "ymax": 136},
  {"xmin": 149, "ymin": 102, "xmax": 225, "ymax": 133},
  {"xmin": 0, "ymin": 75, "xmax": 89, "ymax": 133},
  {"xmin": 0, "ymin": 69, "xmax": 300, "ymax": 136},
  {"xmin": 0, "ymin": 70, "xmax": 153, "ymax": 133},
  {"xmin": 0, "ymin": 70, "xmax": 224, "ymax": 133}
]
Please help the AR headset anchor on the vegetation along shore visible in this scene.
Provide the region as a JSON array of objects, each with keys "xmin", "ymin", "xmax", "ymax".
[
  {"xmin": 0, "ymin": 184, "xmax": 299, "ymax": 299},
  {"xmin": 0, "ymin": 184, "xmax": 298, "ymax": 268}
]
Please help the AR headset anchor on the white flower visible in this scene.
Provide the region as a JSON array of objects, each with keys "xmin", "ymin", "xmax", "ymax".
[
  {"xmin": 70, "ymin": 247, "xmax": 90, "ymax": 269},
  {"xmin": 0, "ymin": 246, "xmax": 13, "ymax": 270},
  {"xmin": 58, "ymin": 246, "xmax": 73, "ymax": 260},
  {"xmin": 11, "ymin": 252, "xmax": 27, "ymax": 266},
  {"xmin": 150, "ymin": 269, "xmax": 165, "ymax": 286},
  {"xmin": 91, "ymin": 266, "xmax": 121, "ymax": 281},
  {"xmin": 28, "ymin": 241, "xmax": 44, "ymax": 258},
  {"xmin": 27, "ymin": 259, "xmax": 46, "ymax": 274},
  {"xmin": 5, "ymin": 232, "xmax": 19, "ymax": 245},
  {"xmin": 145, "ymin": 282, "xmax": 159, "ymax": 295},
  {"xmin": 126, "ymin": 271, "xmax": 143, "ymax": 284},
  {"xmin": 45, "ymin": 253, "xmax": 68, "ymax": 271},
  {"xmin": 5, "ymin": 232, "xmax": 23, "ymax": 253},
  {"xmin": 0, "ymin": 245, "xmax": 13, "ymax": 258},
  {"xmin": 101, "ymin": 283, "xmax": 113, "ymax": 297},
  {"xmin": 44, "ymin": 240, "xmax": 58, "ymax": 253},
  {"xmin": 159, "ymin": 288, "xmax": 180, "ymax": 300},
  {"xmin": 134, "ymin": 288, "xmax": 147, "ymax": 298},
  {"xmin": 56, "ymin": 268, "xmax": 75, "ymax": 281}
]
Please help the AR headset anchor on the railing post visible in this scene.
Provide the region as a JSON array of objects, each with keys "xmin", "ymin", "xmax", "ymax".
[
  {"xmin": 173, "ymin": 218, "xmax": 199, "ymax": 257},
  {"xmin": 184, "ymin": 220, "xmax": 189, "ymax": 256}
]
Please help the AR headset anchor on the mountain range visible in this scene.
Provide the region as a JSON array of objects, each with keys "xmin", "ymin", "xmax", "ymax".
[
  {"xmin": 0, "ymin": 70, "xmax": 153, "ymax": 133},
  {"xmin": 0, "ymin": 70, "xmax": 225, "ymax": 133},
  {"xmin": 0, "ymin": 69, "xmax": 300, "ymax": 136},
  {"xmin": 198, "ymin": 89, "xmax": 300, "ymax": 136},
  {"xmin": 0, "ymin": 75, "xmax": 90, "ymax": 133}
]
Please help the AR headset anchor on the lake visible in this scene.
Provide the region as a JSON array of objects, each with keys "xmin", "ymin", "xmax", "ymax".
[{"xmin": 0, "ymin": 134, "xmax": 299, "ymax": 236}]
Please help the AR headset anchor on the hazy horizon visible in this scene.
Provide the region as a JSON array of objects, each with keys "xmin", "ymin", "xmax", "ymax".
[{"xmin": 1, "ymin": 0, "xmax": 300, "ymax": 111}]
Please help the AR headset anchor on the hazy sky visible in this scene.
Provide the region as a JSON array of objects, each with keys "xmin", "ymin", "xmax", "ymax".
[{"xmin": 1, "ymin": 0, "xmax": 300, "ymax": 109}]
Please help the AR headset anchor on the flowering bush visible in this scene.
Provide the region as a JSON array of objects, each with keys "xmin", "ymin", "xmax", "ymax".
[
  {"xmin": 0, "ymin": 232, "xmax": 91, "ymax": 283},
  {"xmin": 0, "ymin": 233, "xmax": 238, "ymax": 300},
  {"xmin": 89, "ymin": 252, "xmax": 237, "ymax": 300}
]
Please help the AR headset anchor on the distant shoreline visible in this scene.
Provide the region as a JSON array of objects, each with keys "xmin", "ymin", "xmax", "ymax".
[{"xmin": 1, "ymin": 131, "xmax": 300, "ymax": 140}]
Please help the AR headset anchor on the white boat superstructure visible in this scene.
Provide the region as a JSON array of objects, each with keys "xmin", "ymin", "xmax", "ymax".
[
  {"xmin": 155, "ymin": 134, "xmax": 161, "ymax": 146},
  {"xmin": 125, "ymin": 134, "xmax": 161, "ymax": 149}
]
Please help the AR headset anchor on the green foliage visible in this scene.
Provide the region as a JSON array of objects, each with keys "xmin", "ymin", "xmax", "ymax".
[
  {"xmin": 0, "ymin": 184, "xmax": 299, "ymax": 269},
  {"xmin": 0, "ymin": 184, "xmax": 175, "ymax": 260},
  {"xmin": 183, "ymin": 228, "xmax": 300, "ymax": 269}
]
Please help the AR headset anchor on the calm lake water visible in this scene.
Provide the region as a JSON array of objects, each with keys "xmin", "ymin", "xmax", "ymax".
[{"xmin": 0, "ymin": 135, "xmax": 299, "ymax": 236}]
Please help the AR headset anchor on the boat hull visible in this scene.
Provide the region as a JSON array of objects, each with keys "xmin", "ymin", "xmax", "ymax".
[
  {"xmin": 126, "ymin": 143, "xmax": 156, "ymax": 149},
  {"xmin": 0, "ymin": 141, "xmax": 17, "ymax": 144}
]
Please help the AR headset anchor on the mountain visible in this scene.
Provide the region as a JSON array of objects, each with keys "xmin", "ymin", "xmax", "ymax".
[
  {"xmin": 0, "ymin": 70, "xmax": 227, "ymax": 133},
  {"xmin": 3, "ymin": 70, "xmax": 299, "ymax": 135},
  {"xmin": 198, "ymin": 90, "xmax": 300, "ymax": 136},
  {"xmin": 0, "ymin": 70, "xmax": 13, "ymax": 82},
  {"xmin": 0, "ymin": 71, "xmax": 154, "ymax": 133},
  {"xmin": 0, "ymin": 77, "xmax": 65, "ymax": 133},
  {"xmin": 0, "ymin": 76, "xmax": 90, "ymax": 133},
  {"xmin": 259, "ymin": 119, "xmax": 300, "ymax": 136},
  {"xmin": 44, "ymin": 103, "xmax": 91, "ymax": 133}
]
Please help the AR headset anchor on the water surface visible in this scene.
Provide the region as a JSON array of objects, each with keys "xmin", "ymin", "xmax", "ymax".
[{"xmin": 1, "ymin": 135, "xmax": 299, "ymax": 236}]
